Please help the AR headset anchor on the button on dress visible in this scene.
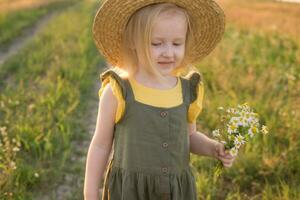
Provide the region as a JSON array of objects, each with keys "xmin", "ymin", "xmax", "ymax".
[{"xmin": 99, "ymin": 69, "xmax": 204, "ymax": 200}]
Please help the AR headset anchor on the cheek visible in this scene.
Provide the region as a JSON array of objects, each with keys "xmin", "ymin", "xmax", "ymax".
[
  {"xmin": 150, "ymin": 47, "xmax": 161, "ymax": 59},
  {"xmin": 176, "ymin": 47, "xmax": 185, "ymax": 60}
]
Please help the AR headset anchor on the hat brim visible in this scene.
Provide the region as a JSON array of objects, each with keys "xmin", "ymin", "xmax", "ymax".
[{"xmin": 93, "ymin": 0, "xmax": 225, "ymax": 66}]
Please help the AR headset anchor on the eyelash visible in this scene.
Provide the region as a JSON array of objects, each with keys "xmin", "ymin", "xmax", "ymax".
[{"xmin": 151, "ymin": 43, "xmax": 182, "ymax": 46}]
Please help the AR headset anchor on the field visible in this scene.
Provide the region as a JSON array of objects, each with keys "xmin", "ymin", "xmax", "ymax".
[{"xmin": 0, "ymin": 0, "xmax": 299, "ymax": 199}]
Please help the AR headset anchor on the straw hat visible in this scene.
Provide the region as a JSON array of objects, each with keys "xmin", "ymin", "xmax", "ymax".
[{"xmin": 92, "ymin": 0, "xmax": 225, "ymax": 67}]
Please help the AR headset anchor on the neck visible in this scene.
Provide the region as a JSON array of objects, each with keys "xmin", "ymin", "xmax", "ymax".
[{"xmin": 132, "ymin": 67, "xmax": 177, "ymax": 89}]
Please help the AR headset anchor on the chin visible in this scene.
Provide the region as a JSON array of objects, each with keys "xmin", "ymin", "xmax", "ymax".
[
  {"xmin": 156, "ymin": 65, "xmax": 176, "ymax": 76},
  {"xmin": 157, "ymin": 68, "xmax": 174, "ymax": 76}
]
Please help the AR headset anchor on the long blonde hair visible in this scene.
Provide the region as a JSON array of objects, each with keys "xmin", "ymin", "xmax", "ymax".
[{"xmin": 118, "ymin": 3, "xmax": 199, "ymax": 79}]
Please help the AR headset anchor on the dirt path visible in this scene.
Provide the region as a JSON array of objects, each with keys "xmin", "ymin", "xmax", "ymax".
[
  {"xmin": 0, "ymin": 0, "xmax": 60, "ymax": 13},
  {"xmin": 0, "ymin": 0, "xmax": 108, "ymax": 198},
  {"xmin": 0, "ymin": 11, "xmax": 58, "ymax": 66},
  {"xmin": 56, "ymin": 80, "xmax": 101, "ymax": 200},
  {"xmin": 34, "ymin": 64, "xmax": 114, "ymax": 199},
  {"xmin": 0, "ymin": 2, "xmax": 95, "ymax": 199},
  {"xmin": 32, "ymin": 77, "xmax": 101, "ymax": 200}
]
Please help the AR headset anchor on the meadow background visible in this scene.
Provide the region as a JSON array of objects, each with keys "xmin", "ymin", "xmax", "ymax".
[{"xmin": 0, "ymin": 0, "xmax": 299, "ymax": 199}]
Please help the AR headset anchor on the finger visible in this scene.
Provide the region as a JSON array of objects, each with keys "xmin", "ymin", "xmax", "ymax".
[
  {"xmin": 219, "ymin": 144, "xmax": 225, "ymax": 156},
  {"xmin": 224, "ymin": 151, "xmax": 233, "ymax": 156},
  {"xmin": 222, "ymin": 160, "xmax": 233, "ymax": 166},
  {"xmin": 222, "ymin": 153, "xmax": 230, "ymax": 158},
  {"xmin": 225, "ymin": 159, "xmax": 235, "ymax": 166},
  {"xmin": 214, "ymin": 143, "xmax": 220, "ymax": 157},
  {"xmin": 215, "ymin": 143, "xmax": 223, "ymax": 157},
  {"xmin": 222, "ymin": 160, "xmax": 232, "ymax": 164},
  {"xmin": 219, "ymin": 154, "xmax": 231, "ymax": 160},
  {"xmin": 219, "ymin": 157, "xmax": 234, "ymax": 164},
  {"xmin": 225, "ymin": 152, "xmax": 236, "ymax": 159},
  {"xmin": 223, "ymin": 163, "xmax": 232, "ymax": 168},
  {"xmin": 225, "ymin": 154, "xmax": 234, "ymax": 159}
]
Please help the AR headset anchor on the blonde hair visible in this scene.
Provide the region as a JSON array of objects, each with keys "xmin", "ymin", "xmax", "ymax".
[{"xmin": 118, "ymin": 3, "xmax": 199, "ymax": 79}]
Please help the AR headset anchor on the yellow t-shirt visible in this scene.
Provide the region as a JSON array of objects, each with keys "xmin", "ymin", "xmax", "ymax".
[
  {"xmin": 128, "ymin": 76, "xmax": 182, "ymax": 108},
  {"xmin": 99, "ymin": 73, "xmax": 204, "ymax": 124}
]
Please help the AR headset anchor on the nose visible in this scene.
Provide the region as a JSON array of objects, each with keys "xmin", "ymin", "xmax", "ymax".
[{"xmin": 162, "ymin": 45, "xmax": 173, "ymax": 57}]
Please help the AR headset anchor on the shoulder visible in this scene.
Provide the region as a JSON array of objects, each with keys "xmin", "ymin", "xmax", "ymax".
[
  {"xmin": 99, "ymin": 83, "xmax": 118, "ymax": 111},
  {"xmin": 100, "ymin": 67, "xmax": 128, "ymax": 98},
  {"xmin": 99, "ymin": 67, "xmax": 128, "ymax": 124},
  {"xmin": 94, "ymin": 82, "xmax": 119, "ymax": 127},
  {"xmin": 100, "ymin": 67, "xmax": 128, "ymax": 83},
  {"xmin": 101, "ymin": 82, "xmax": 115, "ymax": 97}
]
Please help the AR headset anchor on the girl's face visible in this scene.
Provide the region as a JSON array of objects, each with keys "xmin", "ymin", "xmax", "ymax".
[{"xmin": 146, "ymin": 11, "xmax": 187, "ymax": 76}]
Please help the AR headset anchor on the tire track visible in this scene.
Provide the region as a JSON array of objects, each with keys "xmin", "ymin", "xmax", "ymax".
[{"xmin": 0, "ymin": 11, "xmax": 58, "ymax": 66}]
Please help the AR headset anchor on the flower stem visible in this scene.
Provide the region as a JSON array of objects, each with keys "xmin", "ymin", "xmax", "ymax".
[{"xmin": 213, "ymin": 160, "xmax": 223, "ymax": 184}]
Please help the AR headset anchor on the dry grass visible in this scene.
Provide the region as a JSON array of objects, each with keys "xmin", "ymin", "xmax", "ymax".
[{"xmin": 219, "ymin": 0, "xmax": 300, "ymax": 42}]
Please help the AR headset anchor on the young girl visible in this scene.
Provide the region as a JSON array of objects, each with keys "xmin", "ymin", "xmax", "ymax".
[{"xmin": 84, "ymin": 1, "xmax": 236, "ymax": 199}]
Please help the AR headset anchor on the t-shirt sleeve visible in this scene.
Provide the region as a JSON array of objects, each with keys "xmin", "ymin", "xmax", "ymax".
[
  {"xmin": 187, "ymin": 71, "xmax": 204, "ymax": 123},
  {"xmin": 98, "ymin": 69, "xmax": 126, "ymax": 124}
]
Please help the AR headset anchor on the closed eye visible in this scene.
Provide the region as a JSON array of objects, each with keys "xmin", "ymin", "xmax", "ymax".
[
  {"xmin": 151, "ymin": 43, "xmax": 183, "ymax": 46},
  {"xmin": 151, "ymin": 43, "xmax": 161, "ymax": 46},
  {"xmin": 174, "ymin": 43, "xmax": 182, "ymax": 46}
]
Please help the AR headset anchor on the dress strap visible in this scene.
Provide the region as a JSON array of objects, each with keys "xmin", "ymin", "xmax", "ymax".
[
  {"xmin": 186, "ymin": 71, "xmax": 203, "ymax": 104},
  {"xmin": 179, "ymin": 77, "xmax": 190, "ymax": 106},
  {"xmin": 123, "ymin": 78, "xmax": 135, "ymax": 102},
  {"xmin": 184, "ymin": 71, "xmax": 204, "ymax": 123},
  {"xmin": 100, "ymin": 68, "xmax": 127, "ymax": 100}
]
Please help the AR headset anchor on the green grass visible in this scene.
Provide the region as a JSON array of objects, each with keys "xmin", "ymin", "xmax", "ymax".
[
  {"xmin": 0, "ymin": 0, "xmax": 299, "ymax": 199},
  {"xmin": 0, "ymin": 1, "xmax": 103, "ymax": 199},
  {"xmin": 192, "ymin": 24, "xmax": 300, "ymax": 199},
  {"xmin": 0, "ymin": 0, "xmax": 75, "ymax": 49}
]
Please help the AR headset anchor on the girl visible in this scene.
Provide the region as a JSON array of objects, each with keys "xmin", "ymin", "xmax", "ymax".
[{"xmin": 84, "ymin": 1, "xmax": 236, "ymax": 199}]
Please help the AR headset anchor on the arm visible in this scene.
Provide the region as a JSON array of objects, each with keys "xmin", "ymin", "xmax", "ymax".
[
  {"xmin": 188, "ymin": 122, "xmax": 218, "ymax": 158},
  {"xmin": 188, "ymin": 122, "xmax": 236, "ymax": 168},
  {"xmin": 83, "ymin": 84, "xmax": 117, "ymax": 200}
]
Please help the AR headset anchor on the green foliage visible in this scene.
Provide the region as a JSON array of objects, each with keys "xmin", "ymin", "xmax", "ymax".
[
  {"xmin": 194, "ymin": 24, "xmax": 300, "ymax": 199},
  {"xmin": 1, "ymin": 0, "xmax": 299, "ymax": 199},
  {"xmin": 0, "ymin": 0, "xmax": 75, "ymax": 48},
  {"xmin": 0, "ymin": 1, "xmax": 102, "ymax": 199}
]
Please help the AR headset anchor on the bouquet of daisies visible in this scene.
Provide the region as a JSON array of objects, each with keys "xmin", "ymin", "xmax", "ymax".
[{"xmin": 212, "ymin": 102, "xmax": 268, "ymax": 182}]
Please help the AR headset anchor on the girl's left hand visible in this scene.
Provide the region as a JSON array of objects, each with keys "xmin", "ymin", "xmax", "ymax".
[{"xmin": 213, "ymin": 142, "xmax": 236, "ymax": 168}]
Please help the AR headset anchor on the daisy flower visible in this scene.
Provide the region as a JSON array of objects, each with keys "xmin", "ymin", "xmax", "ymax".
[
  {"xmin": 229, "ymin": 147, "xmax": 238, "ymax": 156},
  {"xmin": 261, "ymin": 125, "xmax": 269, "ymax": 135},
  {"xmin": 212, "ymin": 103, "xmax": 268, "ymax": 183},
  {"xmin": 212, "ymin": 129, "xmax": 220, "ymax": 138},
  {"xmin": 234, "ymin": 134, "xmax": 245, "ymax": 148}
]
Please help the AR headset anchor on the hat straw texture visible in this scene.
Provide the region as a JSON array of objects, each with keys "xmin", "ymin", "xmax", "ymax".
[{"xmin": 93, "ymin": 0, "xmax": 226, "ymax": 67}]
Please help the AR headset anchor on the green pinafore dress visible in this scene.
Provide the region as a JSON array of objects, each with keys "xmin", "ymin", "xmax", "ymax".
[{"xmin": 100, "ymin": 69, "xmax": 201, "ymax": 200}]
